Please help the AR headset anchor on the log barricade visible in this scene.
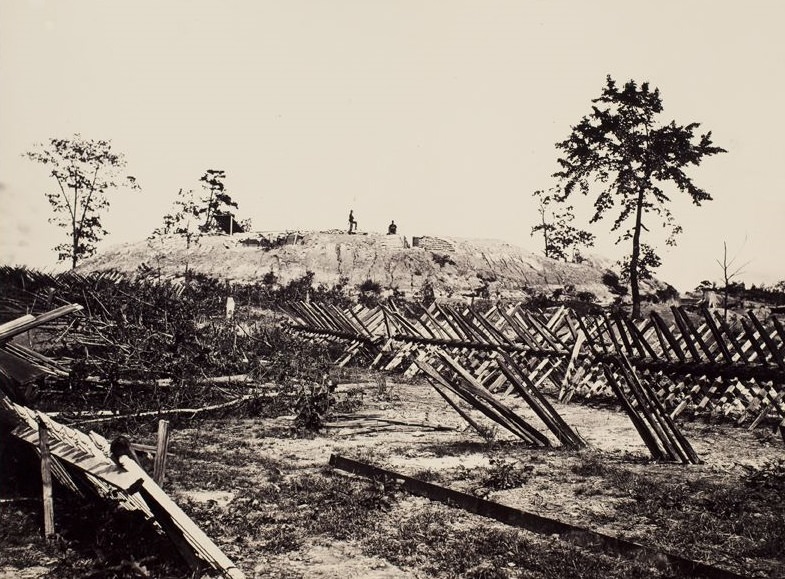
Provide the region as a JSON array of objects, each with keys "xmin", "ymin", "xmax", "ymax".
[{"xmin": 284, "ymin": 301, "xmax": 785, "ymax": 456}]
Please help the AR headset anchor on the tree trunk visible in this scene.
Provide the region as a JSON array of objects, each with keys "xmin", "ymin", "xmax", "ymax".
[
  {"xmin": 71, "ymin": 191, "xmax": 79, "ymax": 270},
  {"xmin": 630, "ymin": 186, "xmax": 646, "ymax": 319}
]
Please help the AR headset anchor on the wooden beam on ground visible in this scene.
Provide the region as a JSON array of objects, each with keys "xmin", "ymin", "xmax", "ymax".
[{"xmin": 329, "ymin": 454, "xmax": 746, "ymax": 579}]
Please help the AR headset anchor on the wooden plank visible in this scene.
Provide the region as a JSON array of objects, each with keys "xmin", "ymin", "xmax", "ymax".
[
  {"xmin": 14, "ymin": 423, "xmax": 142, "ymax": 490},
  {"xmin": 521, "ymin": 309, "xmax": 567, "ymax": 350},
  {"xmin": 670, "ymin": 307, "xmax": 702, "ymax": 362},
  {"xmin": 497, "ymin": 306, "xmax": 541, "ymax": 349},
  {"xmin": 620, "ymin": 357, "xmax": 700, "ymax": 464},
  {"xmin": 574, "ymin": 315, "xmax": 605, "ymax": 355},
  {"xmin": 153, "ymin": 420, "xmax": 170, "ymax": 487},
  {"xmin": 749, "ymin": 389, "xmax": 785, "ymax": 430},
  {"xmin": 0, "ymin": 304, "xmax": 84, "ymax": 343},
  {"xmin": 419, "ymin": 356, "xmax": 550, "ymax": 445},
  {"xmin": 772, "ymin": 317, "xmax": 785, "ymax": 358},
  {"xmin": 611, "ymin": 315, "xmax": 637, "ymax": 356},
  {"xmin": 121, "ymin": 456, "xmax": 245, "ymax": 578},
  {"xmin": 700, "ymin": 307, "xmax": 734, "ymax": 364},
  {"xmin": 415, "ymin": 358, "xmax": 534, "ymax": 442},
  {"xmin": 603, "ymin": 364, "xmax": 665, "ymax": 460},
  {"xmin": 650, "ymin": 319, "xmax": 674, "ymax": 362},
  {"xmin": 37, "ymin": 419, "xmax": 55, "ymax": 539},
  {"xmin": 625, "ymin": 319, "xmax": 659, "ymax": 360},
  {"xmin": 675, "ymin": 307, "xmax": 715, "ymax": 362},
  {"xmin": 713, "ymin": 313, "xmax": 750, "ymax": 363},
  {"xmin": 497, "ymin": 354, "xmax": 585, "ymax": 448},
  {"xmin": 650, "ymin": 311, "xmax": 686, "ymax": 362},
  {"xmin": 616, "ymin": 361, "xmax": 685, "ymax": 462},
  {"xmin": 0, "ymin": 314, "xmax": 36, "ymax": 334},
  {"xmin": 427, "ymin": 377, "xmax": 487, "ymax": 437},
  {"xmin": 740, "ymin": 318, "xmax": 769, "ymax": 364},
  {"xmin": 748, "ymin": 311, "xmax": 785, "ymax": 371}
]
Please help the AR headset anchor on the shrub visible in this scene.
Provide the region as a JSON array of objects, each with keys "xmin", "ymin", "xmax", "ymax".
[{"xmin": 431, "ymin": 253, "xmax": 456, "ymax": 267}]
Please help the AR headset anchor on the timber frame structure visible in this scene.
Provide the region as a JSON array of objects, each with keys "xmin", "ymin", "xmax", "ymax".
[{"xmin": 282, "ymin": 300, "xmax": 785, "ymax": 463}]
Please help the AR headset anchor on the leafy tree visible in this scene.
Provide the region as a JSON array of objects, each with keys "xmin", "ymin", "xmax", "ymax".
[
  {"xmin": 531, "ymin": 189, "xmax": 595, "ymax": 261},
  {"xmin": 24, "ymin": 134, "xmax": 139, "ymax": 268},
  {"xmin": 199, "ymin": 169, "xmax": 238, "ymax": 233},
  {"xmin": 151, "ymin": 188, "xmax": 202, "ymax": 248},
  {"xmin": 617, "ymin": 243, "xmax": 661, "ymax": 284},
  {"xmin": 554, "ymin": 76, "xmax": 726, "ymax": 317}
]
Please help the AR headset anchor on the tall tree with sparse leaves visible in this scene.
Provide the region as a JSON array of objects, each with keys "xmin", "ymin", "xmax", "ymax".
[
  {"xmin": 25, "ymin": 134, "xmax": 139, "ymax": 269},
  {"xmin": 531, "ymin": 188, "xmax": 595, "ymax": 261},
  {"xmin": 199, "ymin": 169, "xmax": 238, "ymax": 233},
  {"xmin": 554, "ymin": 76, "xmax": 726, "ymax": 317}
]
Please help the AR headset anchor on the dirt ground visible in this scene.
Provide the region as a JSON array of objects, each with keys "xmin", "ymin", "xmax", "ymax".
[
  {"xmin": 3, "ymin": 376, "xmax": 784, "ymax": 578},
  {"xmin": 175, "ymin": 379, "xmax": 783, "ymax": 578}
]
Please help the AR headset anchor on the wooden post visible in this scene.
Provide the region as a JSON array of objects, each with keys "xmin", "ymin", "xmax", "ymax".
[
  {"xmin": 153, "ymin": 420, "xmax": 170, "ymax": 487},
  {"xmin": 37, "ymin": 418, "xmax": 55, "ymax": 539}
]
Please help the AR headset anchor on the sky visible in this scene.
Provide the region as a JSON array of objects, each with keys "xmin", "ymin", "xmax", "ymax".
[{"xmin": 1, "ymin": 0, "xmax": 783, "ymax": 292}]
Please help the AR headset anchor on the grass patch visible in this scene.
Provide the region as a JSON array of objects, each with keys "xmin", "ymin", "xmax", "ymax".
[
  {"xmin": 363, "ymin": 506, "xmax": 658, "ymax": 578},
  {"xmin": 568, "ymin": 451, "xmax": 785, "ymax": 576}
]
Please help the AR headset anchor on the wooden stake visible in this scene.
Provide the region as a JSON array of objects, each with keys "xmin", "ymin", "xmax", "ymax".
[
  {"xmin": 153, "ymin": 420, "xmax": 170, "ymax": 487},
  {"xmin": 37, "ymin": 418, "xmax": 55, "ymax": 539}
]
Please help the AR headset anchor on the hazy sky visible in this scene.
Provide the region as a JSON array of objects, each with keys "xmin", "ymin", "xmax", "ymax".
[{"xmin": 1, "ymin": 1, "xmax": 783, "ymax": 291}]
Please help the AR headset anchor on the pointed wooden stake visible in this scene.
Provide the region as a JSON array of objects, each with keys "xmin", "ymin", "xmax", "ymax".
[
  {"xmin": 37, "ymin": 418, "xmax": 55, "ymax": 539},
  {"xmin": 153, "ymin": 419, "xmax": 170, "ymax": 487}
]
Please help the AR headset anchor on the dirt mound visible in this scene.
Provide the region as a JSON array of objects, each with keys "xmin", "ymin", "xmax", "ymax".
[{"xmin": 79, "ymin": 231, "xmax": 665, "ymax": 302}]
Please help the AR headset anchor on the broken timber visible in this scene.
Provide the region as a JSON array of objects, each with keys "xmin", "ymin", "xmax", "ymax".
[
  {"xmin": 329, "ymin": 454, "xmax": 745, "ymax": 579},
  {"xmin": 0, "ymin": 393, "xmax": 244, "ymax": 579}
]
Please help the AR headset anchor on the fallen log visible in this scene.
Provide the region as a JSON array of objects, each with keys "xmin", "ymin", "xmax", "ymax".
[{"xmin": 69, "ymin": 390, "xmax": 274, "ymax": 426}]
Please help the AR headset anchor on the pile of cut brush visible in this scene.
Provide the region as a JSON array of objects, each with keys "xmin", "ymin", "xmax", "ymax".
[{"xmin": 0, "ymin": 266, "xmax": 342, "ymax": 427}]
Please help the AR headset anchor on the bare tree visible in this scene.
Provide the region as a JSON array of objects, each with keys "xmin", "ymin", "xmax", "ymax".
[{"xmin": 716, "ymin": 241, "xmax": 749, "ymax": 321}]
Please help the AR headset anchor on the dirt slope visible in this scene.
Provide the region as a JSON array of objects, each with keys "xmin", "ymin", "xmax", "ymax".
[{"xmin": 79, "ymin": 231, "xmax": 665, "ymax": 302}]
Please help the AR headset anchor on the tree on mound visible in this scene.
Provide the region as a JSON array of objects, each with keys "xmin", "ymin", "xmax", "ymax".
[
  {"xmin": 554, "ymin": 76, "xmax": 726, "ymax": 318},
  {"xmin": 25, "ymin": 134, "xmax": 140, "ymax": 269},
  {"xmin": 531, "ymin": 188, "xmax": 595, "ymax": 261},
  {"xmin": 198, "ymin": 169, "xmax": 238, "ymax": 233},
  {"xmin": 152, "ymin": 169, "xmax": 242, "ymax": 244},
  {"xmin": 151, "ymin": 188, "xmax": 203, "ymax": 248}
]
